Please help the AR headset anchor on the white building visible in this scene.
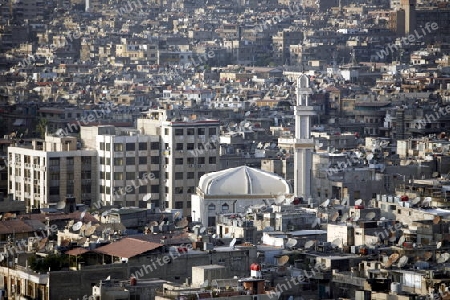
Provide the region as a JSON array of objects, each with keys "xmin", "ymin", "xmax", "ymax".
[
  {"xmin": 80, "ymin": 125, "xmax": 160, "ymax": 208},
  {"xmin": 137, "ymin": 109, "xmax": 220, "ymax": 216},
  {"xmin": 191, "ymin": 166, "xmax": 292, "ymax": 227},
  {"xmin": 8, "ymin": 134, "xmax": 97, "ymax": 212}
]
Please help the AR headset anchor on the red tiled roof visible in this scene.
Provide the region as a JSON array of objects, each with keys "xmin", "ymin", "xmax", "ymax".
[
  {"xmin": 65, "ymin": 248, "xmax": 90, "ymax": 256},
  {"xmin": 93, "ymin": 238, "xmax": 163, "ymax": 258}
]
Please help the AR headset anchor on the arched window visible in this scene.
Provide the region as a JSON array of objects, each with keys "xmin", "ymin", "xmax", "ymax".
[
  {"xmin": 208, "ymin": 203, "xmax": 216, "ymax": 211},
  {"xmin": 222, "ymin": 203, "xmax": 229, "ymax": 212}
]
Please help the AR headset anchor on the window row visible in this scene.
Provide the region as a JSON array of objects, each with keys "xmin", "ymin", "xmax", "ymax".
[{"xmin": 99, "ymin": 142, "xmax": 159, "ymax": 151}]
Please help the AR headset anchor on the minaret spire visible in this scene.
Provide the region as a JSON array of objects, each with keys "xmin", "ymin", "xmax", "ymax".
[{"xmin": 293, "ymin": 74, "xmax": 315, "ymax": 199}]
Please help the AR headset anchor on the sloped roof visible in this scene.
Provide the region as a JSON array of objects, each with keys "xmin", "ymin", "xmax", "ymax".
[{"xmin": 93, "ymin": 238, "xmax": 163, "ymax": 258}]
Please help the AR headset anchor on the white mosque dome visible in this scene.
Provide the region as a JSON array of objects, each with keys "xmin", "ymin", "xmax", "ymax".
[{"xmin": 197, "ymin": 166, "xmax": 291, "ymax": 196}]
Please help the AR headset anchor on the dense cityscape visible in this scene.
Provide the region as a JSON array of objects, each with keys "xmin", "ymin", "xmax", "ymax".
[{"xmin": 1, "ymin": 0, "xmax": 450, "ymax": 299}]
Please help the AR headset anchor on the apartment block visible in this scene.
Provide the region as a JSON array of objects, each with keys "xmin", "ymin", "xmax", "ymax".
[
  {"xmin": 137, "ymin": 109, "xmax": 220, "ymax": 216},
  {"xmin": 80, "ymin": 125, "xmax": 160, "ymax": 208},
  {"xmin": 7, "ymin": 134, "xmax": 97, "ymax": 212}
]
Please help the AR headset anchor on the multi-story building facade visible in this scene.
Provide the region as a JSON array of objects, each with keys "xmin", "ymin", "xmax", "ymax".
[
  {"xmin": 7, "ymin": 134, "xmax": 97, "ymax": 212},
  {"xmin": 80, "ymin": 125, "xmax": 160, "ymax": 208},
  {"xmin": 137, "ymin": 109, "xmax": 220, "ymax": 216}
]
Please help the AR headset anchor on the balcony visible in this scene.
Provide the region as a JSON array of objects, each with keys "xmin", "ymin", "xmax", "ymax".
[{"xmin": 332, "ymin": 272, "xmax": 366, "ymax": 287}]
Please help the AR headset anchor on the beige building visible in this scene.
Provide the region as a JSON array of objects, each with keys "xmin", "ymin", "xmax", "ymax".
[
  {"xmin": 80, "ymin": 125, "xmax": 161, "ymax": 208},
  {"xmin": 137, "ymin": 109, "xmax": 220, "ymax": 216},
  {"xmin": 7, "ymin": 134, "xmax": 97, "ymax": 212}
]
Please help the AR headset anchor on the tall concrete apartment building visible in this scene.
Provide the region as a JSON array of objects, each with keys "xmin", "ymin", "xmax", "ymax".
[
  {"xmin": 7, "ymin": 134, "xmax": 97, "ymax": 212},
  {"xmin": 80, "ymin": 125, "xmax": 161, "ymax": 208},
  {"xmin": 137, "ymin": 109, "xmax": 220, "ymax": 216}
]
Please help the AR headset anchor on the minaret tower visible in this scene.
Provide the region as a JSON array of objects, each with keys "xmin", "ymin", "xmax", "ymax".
[{"xmin": 294, "ymin": 74, "xmax": 315, "ymax": 199}]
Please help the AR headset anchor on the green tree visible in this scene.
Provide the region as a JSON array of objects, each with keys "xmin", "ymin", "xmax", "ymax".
[{"xmin": 36, "ymin": 118, "xmax": 48, "ymax": 138}]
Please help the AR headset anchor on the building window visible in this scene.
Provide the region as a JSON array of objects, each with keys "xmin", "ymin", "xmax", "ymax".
[
  {"xmin": 209, "ymin": 128, "xmax": 216, "ymax": 135},
  {"xmin": 126, "ymin": 172, "xmax": 135, "ymax": 180},
  {"xmin": 175, "ymin": 158, "xmax": 183, "ymax": 165},
  {"xmin": 197, "ymin": 128, "xmax": 205, "ymax": 135},
  {"xmin": 176, "ymin": 143, "xmax": 184, "ymax": 150},
  {"xmin": 198, "ymin": 157, "xmax": 205, "ymax": 164},
  {"xmin": 126, "ymin": 157, "xmax": 135, "ymax": 165},
  {"xmin": 208, "ymin": 203, "xmax": 216, "ymax": 210},
  {"xmin": 151, "ymin": 142, "xmax": 159, "ymax": 150},
  {"xmin": 114, "ymin": 143, "xmax": 123, "ymax": 151},
  {"xmin": 187, "ymin": 172, "xmax": 194, "ymax": 179},
  {"xmin": 114, "ymin": 172, "xmax": 123, "ymax": 180},
  {"xmin": 139, "ymin": 142, "xmax": 147, "ymax": 150},
  {"xmin": 139, "ymin": 157, "xmax": 147, "ymax": 164},
  {"xmin": 175, "ymin": 129, "xmax": 183, "ymax": 136},
  {"xmin": 187, "ymin": 128, "xmax": 195, "ymax": 135},
  {"xmin": 222, "ymin": 203, "xmax": 229, "ymax": 212},
  {"xmin": 106, "ymin": 143, "xmax": 110, "ymax": 151},
  {"xmin": 209, "ymin": 157, "xmax": 216, "ymax": 164},
  {"xmin": 139, "ymin": 185, "xmax": 147, "ymax": 193},
  {"xmin": 100, "ymin": 143, "xmax": 105, "ymax": 150},
  {"xmin": 126, "ymin": 143, "xmax": 135, "ymax": 151},
  {"xmin": 164, "ymin": 128, "xmax": 169, "ymax": 135},
  {"xmin": 151, "ymin": 185, "xmax": 159, "ymax": 193},
  {"xmin": 175, "ymin": 201, "xmax": 183, "ymax": 209},
  {"xmin": 114, "ymin": 158, "xmax": 123, "ymax": 165},
  {"xmin": 175, "ymin": 172, "xmax": 183, "ymax": 180},
  {"xmin": 151, "ymin": 156, "xmax": 160, "ymax": 164},
  {"xmin": 187, "ymin": 143, "xmax": 194, "ymax": 150}
]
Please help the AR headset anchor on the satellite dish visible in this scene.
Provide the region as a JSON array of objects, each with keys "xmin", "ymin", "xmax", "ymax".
[
  {"xmin": 80, "ymin": 211, "xmax": 86, "ymax": 219},
  {"xmin": 188, "ymin": 233, "xmax": 198, "ymax": 242},
  {"xmin": 0, "ymin": 254, "xmax": 4, "ymax": 262},
  {"xmin": 175, "ymin": 218, "xmax": 189, "ymax": 228},
  {"xmin": 174, "ymin": 211, "xmax": 181, "ymax": 219},
  {"xmin": 56, "ymin": 201, "xmax": 66, "ymax": 210},
  {"xmin": 389, "ymin": 253, "xmax": 400, "ymax": 263},
  {"xmin": 366, "ymin": 153, "xmax": 374, "ymax": 161},
  {"xmin": 149, "ymin": 221, "xmax": 158, "ymax": 227},
  {"xmin": 398, "ymin": 256, "xmax": 408, "ymax": 267},
  {"xmin": 312, "ymin": 217, "xmax": 321, "ymax": 228},
  {"xmin": 437, "ymin": 253, "xmax": 450, "ymax": 264},
  {"xmin": 244, "ymin": 111, "xmax": 251, "ymax": 116},
  {"xmin": 331, "ymin": 212, "xmax": 339, "ymax": 222},
  {"xmin": 355, "ymin": 199, "xmax": 363, "ymax": 206},
  {"xmin": 353, "ymin": 216, "xmax": 359, "ymax": 222},
  {"xmin": 212, "ymin": 234, "xmax": 218, "ymax": 239},
  {"xmin": 286, "ymin": 238, "xmax": 297, "ymax": 248},
  {"xmin": 229, "ymin": 238, "xmax": 237, "ymax": 248},
  {"xmin": 277, "ymin": 255, "xmax": 289, "ymax": 266},
  {"xmin": 143, "ymin": 193, "xmax": 152, "ymax": 201},
  {"xmin": 305, "ymin": 240, "xmax": 315, "ymax": 249},
  {"xmin": 411, "ymin": 197, "xmax": 421, "ymax": 206},
  {"xmin": 433, "ymin": 216, "xmax": 441, "ymax": 224},
  {"xmin": 380, "ymin": 217, "xmax": 386, "ymax": 221},
  {"xmin": 437, "ymin": 242, "xmax": 442, "ymax": 249},
  {"xmin": 199, "ymin": 227, "xmax": 206, "ymax": 234},
  {"xmin": 320, "ymin": 199, "xmax": 330, "ymax": 207},
  {"xmin": 388, "ymin": 233, "xmax": 397, "ymax": 243},
  {"xmin": 85, "ymin": 225, "xmax": 96, "ymax": 237},
  {"xmin": 397, "ymin": 236, "xmax": 406, "ymax": 247},
  {"xmin": 341, "ymin": 212, "xmax": 349, "ymax": 221},
  {"xmin": 365, "ymin": 212, "xmax": 376, "ymax": 220},
  {"xmin": 72, "ymin": 221, "xmax": 83, "ymax": 231},
  {"xmin": 424, "ymin": 252, "xmax": 433, "ymax": 261},
  {"xmin": 422, "ymin": 197, "xmax": 432, "ymax": 207},
  {"xmin": 332, "ymin": 238, "xmax": 342, "ymax": 248}
]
